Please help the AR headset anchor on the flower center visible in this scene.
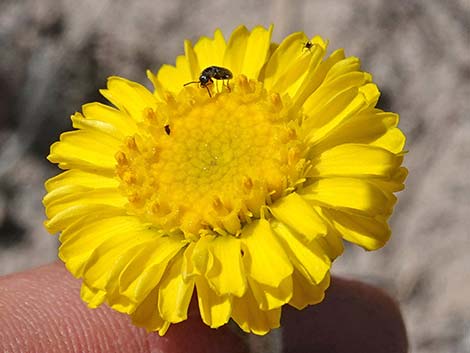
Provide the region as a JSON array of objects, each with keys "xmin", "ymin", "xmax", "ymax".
[{"xmin": 116, "ymin": 76, "xmax": 305, "ymax": 238}]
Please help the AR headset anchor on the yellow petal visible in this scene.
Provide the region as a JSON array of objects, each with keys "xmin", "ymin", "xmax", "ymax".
[
  {"xmin": 158, "ymin": 255, "xmax": 195, "ymax": 323},
  {"xmin": 289, "ymin": 270, "xmax": 330, "ymax": 310},
  {"xmin": 271, "ymin": 220, "xmax": 331, "ymax": 284},
  {"xmin": 105, "ymin": 240, "xmax": 158, "ymax": 313},
  {"xmin": 270, "ymin": 192, "xmax": 327, "ymax": 242},
  {"xmin": 263, "ymin": 32, "xmax": 310, "ymax": 92},
  {"xmin": 82, "ymin": 102, "xmax": 138, "ymax": 135},
  {"xmin": 82, "ymin": 241, "xmax": 148, "ymax": 305},
  {"xmin": 193, "ymin": 28, "xmax": 226, "ymax": 71},
  {"xmin": 43, "ymin": 170, "xmax": 121, "ymax": 231},
  {"xmin": 223, "ymin": 25, "xmax": 250, "ymax": 76},
  {"xmin": 157, "ymin": 63, "xmax": 187, "ymax": 94},
  {"xmin": 371, "ymin": 125, "xmax": 406, "ymax": 153},
  {"xmin": 130, "ymin": 287, "xmax": 169, "ymax": 334},
  {"xmin": 290, "ymin": 37, "xmax": 329, "ymax": 106},
  {"xmin": 59, "ymin": 216, "xmax": 147, "ymax": 277},
  {"xmin": 158, "ymin": 53, "xmax": 197, "ymax": 93},
  {"xmin": 119, "ymin": 237, "xmax": 186, "ymax": 305},
  {"xmin": 296, "ymin": 47, "xmax": 345, "ymax": 102},
  {"xmin": 241, "ymin": 25, "xmax": 273, "ymax": 79},
  {"xmin": 308, "ymin": 144, "xmax": 402, "ymax": 178},
  {"xmin": 314, "ymin": 109, "xmax": 406, "ymax": 154},
  {"xmin": 189, "ymin": 235, "xmax": 214, "ymax": 276},
  {"xmin": 206, "ymin": 236, "xmax": 246, "ymax": 297},
  {"xmin": 241, "ymin": 219, "xmax": 293, "ymax": 287},
  {"xmin": 302, "ymin": 177, "xmax": 396, "ymax": 217},
  {"xmin": 44, "ymin": 187, "xmax": 126, "ymax": 221},
  {"xmin": 303, "ymin": 70, "xmax": 373, "ymax": 119},
  {"xmin": 324, "ymin": 56, "xmax": 361, "ymax": 82},
  {"xmin": 372, "ymin": 166, "xmax": 408, "ymax": 192},
  {"xmin": 100, "ymin": 76, "xmax": 157, "ymax": 121},
  {"xmin": 248, "ymin": 276, "xmax": 293, "ymax": 310},
  {"xmin": 44, "ymin": 169, "xmax": 118, "ymax": 192},
  {"xmin": 48, "ymin": 130, "xmax": 118, "ymax": 172},
  {"xmin": 195, "ymin": 278, "xmax": 232, "ymax": 328},
  {"xmin": 181, "ymin": 242, "xmax": 196, "ymax": 280},
  {"xmin": 146, "ymin": 69, "xmax": 166, "ymax": 101},
  {"xmin": 303, "ymin": 82, "xmax": 377, "ymax": 147},
  {"xmin": 184, "ymin": 39, "xmax": 200, "ymax": 80},
  {"xmin": 71, "ymin": 112, "xmax": 124, "ymax": 141},
  {"xmin": 175, "ymin": 54, "xmax": 194, "ymax": 83},
  {"xmin": 326, "ymin": 208, "xmax": 391, "ymax": 250},
  {"xmin": 80, "ymin": 283, "xmax": 106, "ymax": 308},
  {"xmin": 83, "ymin": 233, "xmax": 144, "ymax": 289},
  {"xmin": 80, "ymin": 228, "xmax": 156, "ymax": 291},
  {"xmin": 231, "ymin": 287, "xmax": 281, "ymax": 335},
  {"xmin": 44, "ymin": 204, "xmax": 125, "ymax": 234},
  {"xmin": 316, "ymin": 233, "xmax": 345, "ymax": 260},
  {"xmin": 312, "ymin": 208, "xmax": 345, "ymax": 260}
]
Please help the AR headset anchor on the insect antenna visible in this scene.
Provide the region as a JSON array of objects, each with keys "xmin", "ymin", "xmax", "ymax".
[{"xmin": 184, "ymin": 81, "xmax": 201, "ymax": 86}]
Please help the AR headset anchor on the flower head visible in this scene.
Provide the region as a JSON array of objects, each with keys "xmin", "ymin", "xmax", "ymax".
[{"xmin": 43, "ymin": 25, "xmax": 407, "ymax": 335}]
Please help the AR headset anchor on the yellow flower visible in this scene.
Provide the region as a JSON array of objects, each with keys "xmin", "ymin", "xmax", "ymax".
[{"xmin": 43, "ymin": 25, "xmax": 407, "ymax": 335}]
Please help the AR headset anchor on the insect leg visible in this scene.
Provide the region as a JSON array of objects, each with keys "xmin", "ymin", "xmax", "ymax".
[
  {"xmin": 205, "ymin": 85, "xmax": 212, "ymax": 97},
  {"xmin": 223, "ymin": 79, "xmax": 231, "ymax": 92}
]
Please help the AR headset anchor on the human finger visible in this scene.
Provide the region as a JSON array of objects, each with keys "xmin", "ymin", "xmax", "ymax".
[
  {"xmin": 0, "ymin": 262, "xmax": 248, "ymax": 353},
  {"xmin": 282, "ymin": 276, "xmax": 408, "ymax": 353}
]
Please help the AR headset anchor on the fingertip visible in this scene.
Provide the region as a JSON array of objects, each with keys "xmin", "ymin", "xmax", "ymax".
[
  {"xmin": 0, "ymin": 262, "xmax": 249, "ymax": 353},
  {"xmin": 0, "ymin": 262, "xmax": 149, "ymax": 353},
  {"xmin": 282, "ymin": 276, "xmax": 408, "ymax": 353},
  {"xmin": 147, "ymin": 292, "xmax": 248, "ymax": 353},
  {"xmin": 148, "ymin": 319, "xmax": 248, "ymax": 353},
  {"xmin": 1, "ymin": 264, "xmax": 407, "ymax": 353}
]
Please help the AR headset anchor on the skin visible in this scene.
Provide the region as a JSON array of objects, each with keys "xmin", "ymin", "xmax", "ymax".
[{"xmin": 0, "ymin": 262, "xmax": 408, "ymax": 353}]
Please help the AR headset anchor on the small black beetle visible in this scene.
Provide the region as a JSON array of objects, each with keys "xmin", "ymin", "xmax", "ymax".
[{"xmin": 184, "ymin": 66, "xmax": 233, "ymax": 97}]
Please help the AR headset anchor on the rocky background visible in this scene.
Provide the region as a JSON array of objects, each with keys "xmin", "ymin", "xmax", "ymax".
[{"xmin": 0, "ymin": 0, "xmax": 469, "ymax": 352}]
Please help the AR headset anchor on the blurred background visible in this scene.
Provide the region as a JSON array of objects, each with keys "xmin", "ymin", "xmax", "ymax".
[{"xmin": 0, "ymin": 0, "xmax": 468, "ymax": 352}]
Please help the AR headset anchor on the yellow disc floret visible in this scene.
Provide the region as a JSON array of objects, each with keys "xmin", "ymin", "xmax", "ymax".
[{"xmin": 116, "ymin": 76, "xmax": 305, "ymax": 238}]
